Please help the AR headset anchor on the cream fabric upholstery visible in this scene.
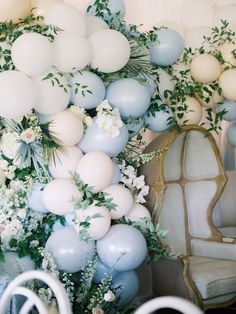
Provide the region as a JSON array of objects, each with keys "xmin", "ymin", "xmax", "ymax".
[
  {"xmin": 219, "ymin": 227, "xmax": 236, "ymax": 238},
  {"xmin": 189, "ymin": 256, "xmax": 236, "ymax": 300}
]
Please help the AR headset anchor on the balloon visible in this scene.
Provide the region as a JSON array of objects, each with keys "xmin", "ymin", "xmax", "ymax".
[
  {"xmin": 85, "ymin": 16, "xmax": 109, "ymax": 37},
  {"xmin": 45, "ymin": 3, "xmax": 86, "ymax": 36},
  {"xmin": 227, "ymin": 122, "xmax": 236, "ymax": 147},
  {"xmin": 155, "ymin": 21, "xmax": 186, "ymax": 38},
  {"xmin": 42, "ymin": 178, "xmax": 82, "ymax": 215},
  {"xmin": 219, "ymin": 42, "xmax": 236, "ymax": 66},
  {"xmin": 175, "ymin": 97, "xmax": 202, "ymax": 126},
  {"xmin": 86, "ymin": 0, "xmax": 125, "ymax": 18},
  {"xmin": 89, "ymin": 29, "xmax": 130, "ymax": 73},
  {"xmin": 33, "ymin": 70, "xmax": 70, "ymax": 115},
  {"xmin": 49, "ymin": 146, "xmax": 83, "ymax": 178},
  {"xmin": 0, "ymin": 0, "xmax": 30, "ymax": 23},
  {"xmin": 27, "ymin": 182, "xmax": 49, "ymax": 213},
  {"xmin": 111, "ymin": 271, "xmax": 139, "ymax": 306},
  {"xmin": 93, "ymin": 259, "xmax": 118, "ymax": 284},
  {"xmin": 76, "ymin": 205, "xmax": 111, "ymax": 240},
  {"xmin": 215, "ymin": 4, "xmax": 236, "ymax": 32},
  {"xmin": 218, "ymin": 100, "xmax": 236, "ymax": 121},
  {"xmin": 185, "ymin": 26, "xmax": 212, "ymax": 50},
  {"xmin": 79, "ymin": 117, "xmax": 129, "ymax": 157},
  {"xmin": 0, "ymin": 70, "xmax": 36, "ymax": 119},
  {"xmin": 76, "ymin": 151, "xmax": 113, "ymax": 193},
  {"xmin": 190, "ymin": 53, "xmax": 222, "ymax": 83},
  {"xmin": 53, "ymin": 33, "xmax": 91, "ymax": 72},
  {"xmin": 149, "ymin": 28, "xmax": 184, "ymax": 66},
  {"xmin": 219, "ymin": 69, "xmax": 236, "ymax": 101},
  {"xmin": 102, "ymin": 184, "xmax": 134, "ymax": 220},
  {"xmin": 126, "ymin": 118, "xmax": 144, "ymax": 138},
  {"xmin": 97, "ymin": 224, "xmax": 147, "ymax": 271},
  {"xmin": 45, "ymin": 227, "xmax": 95, "ymax": 273},
  {"xmin": 125, "ymin": 204, "xmax": 151, "ymax": 226},
  {"xmin": 49, "ymin": 111, "xmax": 84, "ymax": 146},
  {"xmin": 30, "ymin": 0, "xmax": 62, "ymax": 17},
  {"xmin": 181, "ymin": 0, "xmax": 215, "ymax": 29},
  {"xmin": 11, "ymin": 33, "xmax": 53, "ymax": 77},
  {"xmin": 106, "ymin": 78, "xmax": 150, "ymax": 118},
  {"xmin": 0, "ymin": 252, "xmax": 35, "ymax": 278},
  {"xmin": 158, "ymin": 69, "xmax": 175, "ymax": 101},
  {"xmin": 144, "ymin": 106, "xmax": 174, "ymax": 133},
  {"xmin": 111, "ymin": 161, "xmax": 121, "ymax": 184},
  {"xmin": 70, "ymin": 71, "xmax": 105, "ymax": 109}
]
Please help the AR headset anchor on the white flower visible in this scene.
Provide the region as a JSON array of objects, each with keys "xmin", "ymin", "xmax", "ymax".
[
  {"xmin": 10, "ymin": 180, "xmax": 24, "ymax": 192},
  {"xmin": 104, "ymin": 126, "xmax": 120, "ymax": 138},
  {"xmin": 141, "ymin": 185, "xmax": 150, "ymax": 196},
  {"xmin": 4, "ymin": 171, "xmax": 15, "ymax": 180},
  {"xmin": 133, "ymin": 175, "xmax": 145, "ymax": 190},
  {"xmin": 20, "ymin": 128, "xmax": 36, "ymax": 144},
  {"xmin": 0, "ymin": 159, "xmax": 9, "ymax": 170},
  {"xmin": 17, "ymin": 208, "xmax": 27, "ymax": 219},
  {"xmin": 96, "ymin": 115, "xmax": 113, "ymax": 130},
  {"xmin": 0, "ymin": 132, "xmax": 21, "ymax": 159},
  {"xmin": 84, "ymin": 116, "xmax": 93, "ymax": 126},
  {"xmin": 96, "ymin": 99, "xmax": 112, "ymax": 112},
  {"xmin": 92, "ymin": 308, "xmax": 104, "ymax": 314},
  {"xmin": 104, "ymin": 290, "xmax": 115, "ymax": 302},
  {"xmin": 112, "ymin": 116, "xmax": 123, "ymax": 128}
]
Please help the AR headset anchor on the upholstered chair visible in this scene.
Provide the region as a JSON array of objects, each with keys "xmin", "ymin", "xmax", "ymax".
[{"xmin": 140, "ymin": 126, "xmax": 236, "ymax": 311}]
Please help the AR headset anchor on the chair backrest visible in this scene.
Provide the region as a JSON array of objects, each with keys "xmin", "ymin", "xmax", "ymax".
[
  {"xmin": 0, "ymin": 270, "xmax": 72, "ymax": 314},
  {"xmin": 141, "ymin": 126, "xmax": 227, "ymax": 255},
  {"xmin": 134, "ymin": 296, "xmax": 204, "ymax": 314}
]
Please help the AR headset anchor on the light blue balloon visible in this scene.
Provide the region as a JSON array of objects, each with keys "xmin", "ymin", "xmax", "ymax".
[
  {"xmin": 218, "ymin": 100, "xmax": 236, "ymax": 121},
  {"xmin": 27, "ymin": 183, "xmax": 49, "ymax": 214},
  {"xmin": 93, "ymin": 259, "xmax": 118, "ymax": 284},
  {"xmin": 111, "ymin": 161, "xmax": 121, "ymax": 184},
  {"xmin": 149, "ymin": 28, "xmax": 184, "ymax": 66},
  {"xmin": 144, "ymin": 105, "xmax": 174, "ymax": 133},
  {"xmin": 70, "ymin": 71, "xmax": 105, "ymax": 110},
  {"xmin": 79, "ymin": 117, "xmax": 129, "ymax": 157},
  {"xmin": 96, "ymin": 224, "xmax": 147, "ymax": 272},
  {"xmin": 106, "ymin": 78, "xmax": 151, "ymax": 118},
  {"xmin": 45, "ymin": 227, "xmax": 95, "ymax": 273},
  {"xmin": 125, "ymin": 117, "xmax": 144, "ymax": 138},
  {"xmin": 86, "ymin": 0, "xmax": 125, "ymax": 18},
  {"xmin": 227, "ymin": 122, "xmax": 236, "ymax": 147},
  {"xmin": 37, "ymin": 113, "xmax": 52, "ymax": 124},
  {"xmin": 111, "ymin": 271, "xmax": 139, "ymax": 306}
]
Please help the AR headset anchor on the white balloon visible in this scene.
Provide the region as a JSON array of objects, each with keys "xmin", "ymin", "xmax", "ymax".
[
  {"xmin": 181, "ymin": 0, "xmax": 215, "ymax": 29},
  {"xmin": 53, "ymin": 33, "xmax": 91, "ymax": 72},
  {"xmin": 33, "ymin": 70, "xmax": 70, "ymax": 115},
  {"xmin": 30, "ymin": 0, "xmax": 63, "ymax": 17},
  {"xmin": 215, "ymin": 4, "xmax": 236, "ymax": 32},
  {"xmin": 0, "ymin": 0, "xmax": 30, "ymax": 23},
  {"xmin": 42, "ymin": 178, "xmax": 82, "ymax": 215},
  {"xmin": 185, "ymin": 26, "xmax": 212, "ymax": 50},
  {"xmin": 11, "ymin": 33, "xmax": 53, "ymax": 77},
  {"xmin": 76, "ymin": 205, "xmax": 111, "ymax": 240},
  {"xmin": 0, "ymin": 70, "xmax": 35, "ymax": 119},
  {"xmin": 45, "ymin": 3, "xmax": 86, "ymax": 36},
  {"xmin": 49, "ymin": 146, "xmax": 83, "ymax": 178},
  {"xmin": 85, "ymin": 16, "xmax": 109, "ymax": 37},
  {"xmin": 155, "ymin": 21, "xmax": 186, "ymax": 38},
  {"xmin": 214, "ymin": 0, "xmax": 236, "ymax": 6},
  {"xmin": 158, "ymin": 69, "xmax": 175, "ymax": 101},
  {"xmin": 89, "ymin": 29, "xmax": 131, "ymax": 73},
  {"xmin": 76, "ymin": 151, "xmax": 114, "ymax": 193},
  {"xmin": 103, "ymin": 184, "xmax": 134, "ymax": 220},
  {"xmin": 218, "ymin": 42, "xmax": 236, "ymax": 66},
  {"xmin": 175, "ymin": 97, "xmax": 202, "ymax": 125},
  {"xmin": 49, "ymin": 111, "xmax": 84, "ymax": 146},
  {"xmin": 126, "ymin": 204, "xmax": 151, "ymax": 226},
  {"xmin": 219, "ymin": 69, "xmax": 236, "ymax": 100}
]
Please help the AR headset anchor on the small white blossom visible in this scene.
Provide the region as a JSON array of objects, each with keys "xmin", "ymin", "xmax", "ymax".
[
  {"xmin": 20, "ymin": 128, "xmax": 36, "ymax": 144},
  {"xmin": 96, "ymin": 99, "xmax": 112, "ymax": 112},
  {"xmin": 10, "ymin": 180, "xmax": 24, "ymax": 192},
  {"xmin": 104, "ymin": 126, "xmax": 120, "ymax": 138},
  {"xmin": 92, "ymin": 308, "xmax": 104, "ymax": 314},
  {"xmin": 84, "ymin": 116, "xmax": 93, "ymax": 126},
  {"xmin": 96, "ymin": 115, "xmax": 113, "ymax": 130},
  {"xmin": 0, "ymin": 159, "xmax": 9, "ymax": 170},
  {"xmin": 17, "ymin": 208, "xmax": 27, "ymax": 219},
  {"xmin": 133, "ymin": 175, "xmax": 145, "ymax": 189},
  {"xmin": 104, "ymin": 290, "xmax": 115, "ymax": 302},
  {"xmin": 0, "ymin": 132, "xmax": 21, "ymax": 159}
]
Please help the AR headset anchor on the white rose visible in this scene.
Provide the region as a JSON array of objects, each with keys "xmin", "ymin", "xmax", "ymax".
[
  {"xmin": 0, "ymin": 132, "xmax": 21, "ymax": 159},
  {"xmin": 20, "ymin": 128, "xmax": 36, "ymax": 144},
  {"xmin": 92, "ymin": 308, "xmax": 104, "ymax": 314},
  {"xmin": 10, "ymin": 180, "xmax": 24, "ymax": 192},
  {"xmin": 104, "ymin": 290, "xmax": 115, "ymax": 302}
]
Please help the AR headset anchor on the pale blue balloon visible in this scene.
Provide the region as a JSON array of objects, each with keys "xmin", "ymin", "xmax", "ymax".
[
  {"xmin": 45, "ymin": 227, "xmax": 95, "ymax": 273},
  {"xmin": 111, "ymin": 271, "xmax": 139, "ymax": 306},
  {"xmin": 96, "ymin": 224, "xmax": 147, "ymax": 272},
  {"xmin": 106, "ymin": 78, "xmax": 151, "ymax": 118},
  {"xmin": 86, "ymin": 0, "xmax": 125, "ymax": 18},
  {"xmin": 126, "ymin": 117, "xmax": 144, "ymax": 138},
  {"xmin": 149, "ymin": 28, "xmax": 184, "ymax": 66},
  {"xmin": 144, "ymin": 105, "xmax": 174, "ymax": 133},
  {"xmin": 227, "ymin": 122, "xmax": 236, "ymax": 147},
  {"xmin": 93, "ymin": 259, "xmax": 118, "ymax": 284},
  {"xmin": 111, "ymin": 161, "xmax": 121, "ymax": 184},
  {"xmin": 79, "ymin": 117, "xmax": 129, "ymax": 157},
  {"xmin": 70, "ymin": 71, "xmax": 105, "ymax": 110},
  {"xmin": 218, "ymin": 100, "xmax": 236, "ymax": 121},
  {"xmin": 27, "ymin": 183, "xmax": 49, "ymax": 214}
]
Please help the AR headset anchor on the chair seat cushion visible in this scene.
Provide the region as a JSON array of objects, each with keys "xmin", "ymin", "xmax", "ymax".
[
  {"xmin": 189, "ymin": 256, "xmax": 236, "ymax": 300},
  {"xmin": 218, "ymin": 227, "xmax": 236, "ymax": 238}
]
